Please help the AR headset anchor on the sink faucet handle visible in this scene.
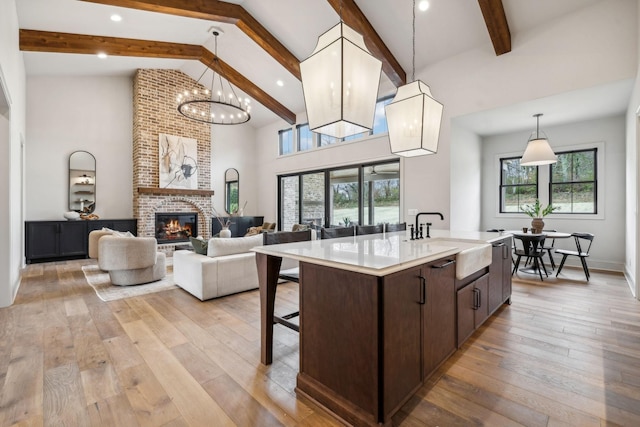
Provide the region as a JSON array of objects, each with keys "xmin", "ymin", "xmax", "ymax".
[{"xmin": 409, "ymin": 224, "xmax": 415, "ymax": 240}]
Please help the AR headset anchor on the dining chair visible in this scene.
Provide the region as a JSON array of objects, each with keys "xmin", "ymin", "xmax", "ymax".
[
  {"xmin": 541, "ymin": 229, "xmax": 558, "ymax": 269},
  {"xmin": 356, "ymin": 224, "xmax": 383, "ymax": 235},
  {"xmin": 555, "ymin": 232, "xmax": 595, "ymax": 280},
  {"xmin": 512, "ymin": 234, "xmax": 548, "ymax": 281},
  {"xmin": 320, "ymin": 225, "xmax": 355, "ymax": 239},
  {"xmin": 262, "ymin": 229, "xmax": 312, "ymax": 332},
  {"xmin": 385, "ymin": 222, "xmax": 407, "ymax": 232}
]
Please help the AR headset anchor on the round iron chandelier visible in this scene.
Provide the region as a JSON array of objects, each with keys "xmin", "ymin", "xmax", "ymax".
[{"xmin": 177, "ymin": 30, "xmax": 251, "ymax": 125}]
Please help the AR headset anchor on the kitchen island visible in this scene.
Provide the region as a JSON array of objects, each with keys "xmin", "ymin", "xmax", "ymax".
[{"xmin": 253, "ymin": 230, "xmax": 511, "ymax": 426}]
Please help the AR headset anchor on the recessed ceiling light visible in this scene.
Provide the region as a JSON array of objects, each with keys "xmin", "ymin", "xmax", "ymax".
[
  {"xmin": 418, "ymin": 0, "xmax": 429, "ymax": 11},
  {"xmin": 276, "ymin": 80, "xmax": 284, "ymax": 87},
  {"xmin": 97, "ymin": 52, "xmax": 108, "ymax": 59},
  {"xmin": 110, "ymin": 14, "xmax": 122, "ymax": 22}
]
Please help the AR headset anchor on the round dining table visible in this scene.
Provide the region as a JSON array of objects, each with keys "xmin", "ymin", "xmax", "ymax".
[{"xmin": 504, "ymin": 230, "xmax": 572, "ymax": 275}]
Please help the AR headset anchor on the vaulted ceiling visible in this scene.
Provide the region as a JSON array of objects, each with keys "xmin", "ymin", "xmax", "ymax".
[{"xmin": 16, "ymin": 0, "xmax": 606, "ymax": 129}]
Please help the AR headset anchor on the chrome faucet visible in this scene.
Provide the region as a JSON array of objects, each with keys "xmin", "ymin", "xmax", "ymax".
[{"xmin": 414, "ymin": 212, "xmax": 444, "ymax": 239}]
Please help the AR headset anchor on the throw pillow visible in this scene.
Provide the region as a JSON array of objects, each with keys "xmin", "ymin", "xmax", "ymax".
[
  {"xmin": 292, "ymin": 223, "xmax": 310, "ymax": 232},
  {"xmin": 189, "ymin": 237, "xmax": 208, "ymax": 255},
  {"xmin": 245, "ymin": 226, "xmax": 263, "ymax": 236}
]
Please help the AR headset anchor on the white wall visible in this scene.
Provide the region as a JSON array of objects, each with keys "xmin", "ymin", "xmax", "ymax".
[
  {"xmin": 480, "ymin": 115, "xmax": 626, "ymax": 272},
  {"xmin": 624, "ymin": 0, "xmax": 640, "ymax": 298},
  {"xmin": 450, "ymin": 125, "xmax": 482, "ymax": 231},
  {"xmin": 210, "ymin": 123, "xmax": 259, "ymax": 218},
  {"xmin": 0, "ymin": 0, "xmax": 27, "ymax": 307},
  {"xmin": 25, "ymin": 76, "xmax": 133, "ymax": 220}
]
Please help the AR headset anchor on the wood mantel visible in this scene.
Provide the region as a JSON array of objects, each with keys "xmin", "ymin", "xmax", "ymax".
[{"xmin": 137, "ymin": 187, "xmax": 214, "ymax": 197}]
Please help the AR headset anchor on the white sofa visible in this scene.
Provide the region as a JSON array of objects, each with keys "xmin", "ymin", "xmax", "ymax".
[{"xmin": 174, "ymin": 233, "xmax": 295, "ymax": 301}]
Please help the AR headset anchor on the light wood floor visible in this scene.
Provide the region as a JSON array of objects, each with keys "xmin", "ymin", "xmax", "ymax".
[{"xmin": 2, "ymin": 260, "xmax": 639, "ymax": 426}]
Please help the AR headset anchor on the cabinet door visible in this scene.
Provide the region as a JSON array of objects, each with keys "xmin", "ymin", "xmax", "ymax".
[
  {"xmin": 502, "ymin": 237, "xmax": 512, "ymax": 302},
  {"xmin": 383, "ymin": 266, "xmax": 423, "ymax": 417},
  {"xmin": 58, "ymin": 221, "xmax": 87, "ymax": 256},
  {"xmin": 488, "ymin": 241, "xmax": 506, "ymax": 314},
  {"xmin": 25, "ymin": 222, "xmax": 59, "ymax": 261},
  {"xmin": 456, "ymin": 283, "xmax": 476, "ymax": 347},
  {"xmin": 474, "ymin": 274, "xmax": 490, "ymax": 327},
  {"xmin": 456, "ymin": 273, "xmax": 490, "ymax": 347},
  {"xmin": 423, "ymin": 258, "xmax": 456, "ymax": 378}
]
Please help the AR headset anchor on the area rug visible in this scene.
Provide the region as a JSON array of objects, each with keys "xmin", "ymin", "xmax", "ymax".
[{"xmin": 81, "ymin": 262, "xmax": 176, "ymax": 302}]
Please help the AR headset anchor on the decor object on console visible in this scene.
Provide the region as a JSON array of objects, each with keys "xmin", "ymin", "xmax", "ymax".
[
  {"xmin": 521, "ymin": 113, "xmax": 557, "ymax": 166},
  {"xmin": 64, "ymin": 211, "xmax": 80, "ymax": 221},
  {"xmin": 385, "ymin": 0, "xmax": 443, "ymax": 158},
  {"xmin": 219, "ymin": 227, "xmax": 232, "ymax": 238},
  {"xmin": 159, "ymin": 134, "xmax": 198, "ymax": 190},
  {"xmin": 300, "ymin": 16, "xmax": 382, "ymax": 138},
  {"xmin": 176, "ymin": 29, "xmax": 250, "ymax": 125},
  {"xmin": 520, "ymin": 198, "xmax": 558, "ymax": 233},
  {"xmin": 69, "ymin": 150, "xmax": 96, "ymax": 213},
  {"xmin": 98, "ymin": 235, "xmax": 166, "ymax": 286}
]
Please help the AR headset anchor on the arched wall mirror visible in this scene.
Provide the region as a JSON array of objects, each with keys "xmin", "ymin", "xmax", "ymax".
[
  {"xmin": 225, "ymin": 168, "xmax": 239, "ymax": 214},
  {"xmin": 69, "ymin": 150, "xmax": 96, "ymax": 213}
]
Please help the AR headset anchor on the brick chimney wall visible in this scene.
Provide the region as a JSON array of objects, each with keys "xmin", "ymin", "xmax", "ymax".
[{"xmin": 132, "ymin": 69, "xmax": 213, "ymax": 250}]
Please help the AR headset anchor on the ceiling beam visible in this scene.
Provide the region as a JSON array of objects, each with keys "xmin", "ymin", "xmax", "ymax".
[
  {"xmin": 19, "ymin": 29, "xmax": 202, "ymax": 59},
  {"xmin": 478, "ymin": 0, "xmax": 511, "ymax": 55},
  {"xmin": 326, "ymin": 0, "xmax": 406, "ymax": 87},
  {"xmin": 79, "ymin": 0, "xmax": 301, "ymax": 79},
  {"xmin": 19, "ymin": 29, "xmax": 296, "ymax": 125}
]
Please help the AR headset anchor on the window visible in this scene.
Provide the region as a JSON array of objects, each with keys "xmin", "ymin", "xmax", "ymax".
[
  {"xmin": 278, "ymin": 128, "xmax": 293, "ymax": 155},
  {"xmin": 372, "ymin": 97, "xmax": 392, "ymax": 134},
  {"xmin": 499, "ymin": 157, "xmax": 537, "ymax": 213},
  {"xmin": 278, "ymin": 161, "xmax": 400, "ymax": 230},
  {"xmin": 297, "ymin": 124, "xmax": 315, "ymax": 151},
  {"xmin": 319, "ymin": 133, "xmax": 341, "ymax": 147},
  {"xmin": 280, "ymin": 97, "xmax": 392, "ymax": 155},
  {"xmin": 550, "ymin": 148, "xmax": 597, "ymax": 214}
]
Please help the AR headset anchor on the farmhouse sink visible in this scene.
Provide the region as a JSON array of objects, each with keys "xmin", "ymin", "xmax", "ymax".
[
  {"xmin": 454, "ymin": 243, "xmax": 492, "ymax": 279},
  {"xmin": 425, "ymin": 238, "xmax": 492, "ymax": 279}
]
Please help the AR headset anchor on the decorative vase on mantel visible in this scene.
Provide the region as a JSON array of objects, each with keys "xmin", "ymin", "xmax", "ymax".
[
  {"xmin": 219, "ymin": 227, "xmax": 232, "ymax": 238},
  {"xmin": 530, "ymin": 218, "xmax": 544, "ymax": 234}
]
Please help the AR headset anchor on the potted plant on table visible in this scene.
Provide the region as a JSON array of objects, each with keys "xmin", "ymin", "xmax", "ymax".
[{"xmin": 521, "ymin": 199, "xmax": 559, "ymax": 233}]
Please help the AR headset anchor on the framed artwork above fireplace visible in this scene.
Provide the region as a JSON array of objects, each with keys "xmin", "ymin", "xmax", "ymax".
[{"xmin": 159, "ymin": 133, "xmax": 198, "ymax": 190}]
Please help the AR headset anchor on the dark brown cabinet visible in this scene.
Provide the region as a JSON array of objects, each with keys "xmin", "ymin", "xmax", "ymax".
[
  {"xmin": 211, "ymin": 216, "xmax": 263, "ymax": 237},
  {"xmin": 383, "ymin": 266, "xmax": 423, "ymax": 418},
  {"xmin": 298, "ymin": 256, "xmax": 457, "ymax": 426},
  {"xmin": 457, "ymin": 273, "xmax": 490, "ymax": 347},
  {"xmin": 25, "ymin": 219, "xmax": 137, "ymax": 263},
  {"xmin": 423, "ymin": 258, "xmax": 457, "ymax": 378},
  {"xmin": 488, "ymin": 236, "xmax": 512, "ymax": 314}
]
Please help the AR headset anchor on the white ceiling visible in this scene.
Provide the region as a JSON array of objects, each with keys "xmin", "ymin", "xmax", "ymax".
[{"xmin": 16, "ymin": 0, "xmax": 627, "ymax": 132}]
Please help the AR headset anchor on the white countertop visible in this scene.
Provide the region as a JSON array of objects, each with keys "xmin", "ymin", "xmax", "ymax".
[{"xmin": 253, "ymin": 229, "xmax": 505, "ymax": 276}]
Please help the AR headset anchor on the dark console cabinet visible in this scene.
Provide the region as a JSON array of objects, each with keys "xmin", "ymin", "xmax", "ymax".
[
  {"xmin": 211, "ymin": 216, "xmax": 264, "ymax": 237},
  {"xmin": 25, "ymin": 219, "xmax": 137, "ymax": 263}
]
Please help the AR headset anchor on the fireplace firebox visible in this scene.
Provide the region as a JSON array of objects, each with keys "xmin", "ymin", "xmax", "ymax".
[{"xmin": 155, "ymin": 212, "xmax": 197, "ymax": 244}]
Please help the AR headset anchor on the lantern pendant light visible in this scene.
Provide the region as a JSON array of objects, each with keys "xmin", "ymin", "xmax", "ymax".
[
  {"xmin": 520, "ymin": 113, "xmax": 557, "ymax": 166},
  {"xmin": 385, "ymin": 0, "xmax": 443, "ymax": 157},
  {"xmin": 300, "ymin": 8, "xmax": 382, "ymax": 139}
]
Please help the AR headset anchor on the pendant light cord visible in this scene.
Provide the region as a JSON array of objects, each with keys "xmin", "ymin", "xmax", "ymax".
[{"xmin": 412, "ymin": 0, "xmax": 416, "ymax": 82}]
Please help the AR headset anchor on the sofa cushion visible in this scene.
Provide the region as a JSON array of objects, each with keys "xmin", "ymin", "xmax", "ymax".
[
  {"xmin": 189, "ymin": 237, "xmax": 208, "ymax": 255},
  {"xmin": 207, "ymin": 233, "xmax": 263, "ymax": 257}
]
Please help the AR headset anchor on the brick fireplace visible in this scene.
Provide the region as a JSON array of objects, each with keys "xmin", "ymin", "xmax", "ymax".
[{"xmin": 133, "ymin": 69, "xmax": 214, "ymax": 253}]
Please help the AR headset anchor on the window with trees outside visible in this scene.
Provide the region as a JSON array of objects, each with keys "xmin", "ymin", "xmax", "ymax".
[
  {"xmin": 550, "ymin": 148, "xmax": 597, "ymax": 214},
  {"xmin": 499, "ymin": 157, "xmax": 538, "ymax": 213},
  {"xmin": 278, "ymin": 161, "xmax": 400, "ymax": 232}
]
